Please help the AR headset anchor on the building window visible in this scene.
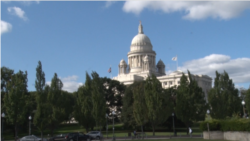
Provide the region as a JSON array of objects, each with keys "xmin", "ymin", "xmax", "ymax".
[
  {"xmin": 178, "ymin": 81, "xmax": 180, "ymax": 84},
  {"xmin": 169, "ymin": 81, "xmax": 172, "ymax": 85},
  {"xmin": 164, "ymin": 82, "xmax": 167, "ymax": 85}
]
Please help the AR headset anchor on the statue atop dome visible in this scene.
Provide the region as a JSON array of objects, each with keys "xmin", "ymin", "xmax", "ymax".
[{"xmin": 138, "ymin": 20, "xmax": 144, "ymax": 34}]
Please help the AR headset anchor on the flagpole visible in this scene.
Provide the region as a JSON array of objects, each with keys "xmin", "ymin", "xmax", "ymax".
[{"xmin": 110, "ymin": 65, "xmax": 112, "ymax": 79}]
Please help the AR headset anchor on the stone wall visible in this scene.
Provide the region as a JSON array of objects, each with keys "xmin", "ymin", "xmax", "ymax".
[
  {"xmin": 224, "ymin": 131, "xmax": 250, "ymax": 141},
  {"xmin": 203, "ymin": 131, "xmax": 250, "ymax": 141},
  {"xmin": 203, "ymin": 131, "xmax": 223, "ymax": 140}
]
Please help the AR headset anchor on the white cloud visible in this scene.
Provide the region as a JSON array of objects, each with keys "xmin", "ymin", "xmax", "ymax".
[
  {"xmin": 123, "ymin": 1, "xmax": 250, "ymax": 20},
  {"xmin": 8, "ymin": 6, "xmax": 28, "ymax": 21},
  {"xmin": 178, "ymin": 54, "xmax": 250, "ymax": 84},
  {"xmin": 105, "ymin": 1, "xmax": 116, "ymax": 8},
  {"xmin": 46, "ymin": 75, "xmax": 83, "ymax": 93},
  {"xmin": 1, "ymin": 20, "xmax": 12, "ymax": 35}
]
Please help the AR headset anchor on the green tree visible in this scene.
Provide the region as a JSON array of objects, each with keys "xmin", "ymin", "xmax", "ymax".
[
  {"xmin": 121, "ymin": 84, "xmax": 137, "ymax": 128},
  {"xmin": 175, "ymin": 71, "xmax": 207, "ymax": 134},
  {"xmin": 132, "ymin": 81, "xmax": 147, "ymax": 137},
  {"xmin": 243, "ymin": 87, "xmax": 250, "ymax": 117},
  {"xmin": 208, "ymin": 71, "xmax": 241, "ymax": 119},
  {"xmin": 33, "ymin": 61, "xmax": 48, "ymax": 140},
  {"xmin": 73, "ymin": 72, "xmax": 95, "ymax": 132},
  {"xmin": 91, "ymin": 71, "xmax": 106, "ymax": 131},
  {"xmin": 47, "ymin": 73, "xmax": 65, "ymax": 136},
  {"xmin": 144, "ymin": 74, "xmax": 172, "ymax": 136},
  {"xmin": 102, "ymin": 77, "xmax": 125, "ymax": 119},
  {"xmin": 1, "ymin": 66, "xmax": 14, "ymax": 111},
  {"xmin": 1, "ymin": 66, "xmax": 14, "ymax": 92},
  {"xmin": 4, "ymin": 70, "xmax": 29, "ymax": 140}
]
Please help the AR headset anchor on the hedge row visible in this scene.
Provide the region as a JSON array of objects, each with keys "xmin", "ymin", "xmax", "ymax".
[{"xmin": 200, "ymin": 119, "xmax": 250, "ymax": 131}]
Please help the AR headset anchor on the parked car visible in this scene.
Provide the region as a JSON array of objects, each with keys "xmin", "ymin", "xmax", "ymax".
[
  {"xmin": 18, "ymin": 135, "xmax": 48, "ymax": 141},
  {"xmin": 49, "ymin": 134, "xmax": 66, "ymax": 141},
  {"xmin": 86, "ymin": 131, "xmax": 103, "ymax": 140},
  {"xmin": 65, "ymin": 132, "xmax": 91, "ymax": 141}
]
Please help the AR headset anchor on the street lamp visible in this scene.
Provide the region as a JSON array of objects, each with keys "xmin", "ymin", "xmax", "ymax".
[
  {"xmin": 207, "ymin": 110, "xmax": 210, "ymax": 139},
  {"xmin": 106, "ymin": 113, "xmax": 109, "ymax": 138},
  {"xmin": 2, "ymin": 113, "xmax": 5, "ymax": 140},
  {"xmin": 29, "ymin": 116, "xmax": 32, "ymax": 135},
  {"xmin": 242, "ymin": 100, "xmax": 246, "ymax": 118},
  {"xmin": 112, "ymin": 111, "xmax": 116, "ymax": 141},
  {"xmin": 172, "ymin": 113, "xmax": 176, "ymax": 136}
]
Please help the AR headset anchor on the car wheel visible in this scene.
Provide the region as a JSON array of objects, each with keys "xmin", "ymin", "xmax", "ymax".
[{"xmin": 96, "ymin": 136, "xmax": 100, "ymax": 140}]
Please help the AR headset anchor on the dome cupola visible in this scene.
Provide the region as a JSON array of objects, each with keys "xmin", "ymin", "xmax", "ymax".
[{"xmin": 130, "ymin": 21, "xmax": 153, "ymax": 52}]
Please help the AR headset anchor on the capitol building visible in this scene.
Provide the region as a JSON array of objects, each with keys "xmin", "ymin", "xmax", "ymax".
[{"xmin": 113, "ymin": 22, "xmax": 212, "ymax": 102}]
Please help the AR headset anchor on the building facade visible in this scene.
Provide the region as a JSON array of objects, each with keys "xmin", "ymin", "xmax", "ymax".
[{"xmin": 113, "ymin": 22, "xmax": 212, "ymax": 102}]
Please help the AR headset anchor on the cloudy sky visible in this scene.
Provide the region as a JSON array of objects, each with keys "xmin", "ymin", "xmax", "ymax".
[{"xmin": 1, "ymin": 1, "xmax": 250, "ymax": 92}]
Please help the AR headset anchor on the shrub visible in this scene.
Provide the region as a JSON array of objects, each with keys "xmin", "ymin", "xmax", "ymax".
[{"xmin": 200, "ymin": 119, "xmax": 250, "ymax": 131}]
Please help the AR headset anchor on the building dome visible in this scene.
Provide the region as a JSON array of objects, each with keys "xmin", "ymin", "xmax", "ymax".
[
  {"xmin": 130, "ymin": 22, "xmax": 153, "ymax": 52},
  {"xmin": 120, "ymin": 59, "xmax": 127, "ymax": 65},
  {"xmin": 131, "ymin": 34, "xmax": 152, "ymax": 46},
  {"xmin": 157, "ymin": 59, "xmax": 165, "ymax": 66}
]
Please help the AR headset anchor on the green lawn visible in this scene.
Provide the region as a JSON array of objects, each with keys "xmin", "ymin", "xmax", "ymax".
[{"xmin": 2, "ymin": 123, "xmax": 203, "ymax": 140}]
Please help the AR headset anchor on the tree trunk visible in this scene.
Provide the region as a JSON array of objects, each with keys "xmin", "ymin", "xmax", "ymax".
[
  {"xmin": 152, "ymin": 124, "xmax": 155, "ymax": 136},
  {"xmin": 41, "ymin": 131, "xmax": 43, "ymax": 141},
  {"xmin": 141, "ymin": 125, "xmax": 144, "ymax": 139},
  {"xmin": 185, "ymin": 123, "xmax": 189, "ymax": 135},
  {"xmin": 15, "ymin": 124, "xmax": 18, "ymax": 141}
]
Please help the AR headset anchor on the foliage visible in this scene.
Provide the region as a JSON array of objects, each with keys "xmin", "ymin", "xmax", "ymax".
[
  {"xmin": 144, "ymin": 74, "xmax": 173, "ymax": 136},
  {"xmin": 245, "ymin": 88, "xmax": 250, "ymax": 116},
  {"xmin": 73, "ymin": 72, "xmax": 95, "ymax": 132},
  {"xmin": 4, "ymin": 70, "xmax": 29, "ymax": 140},
  {"xmin": 0, "ymin": 67, "xmax": 14, "ymax": 92},
  {"xmin": 33, "ymin": 61, "xmax": 48, "ymax": 139},
  {"xmin": 132, "ymin": 81, "xmax": 147, "ymax": 126},
  {"xmin": 101, "ymin": 77, "xmax": 125, "ymax": 118},
  {"xmin": 208, "ymin": 71, "xmax": 241, "ymax": 119},
  {"xmin": 1, "ymin": 66, "xmax": 14, "ymax": 111},
  {"xmin": 47, "ymin": 73, "xmax": 65, "ymax": 136},
  {"xmin": 175, "ymin": 71, "xmax": 208, "ymax": 133},
  {"xmin": 91, "ymin": 71, "xmax": 106, "ymax": 130},
  {"xmin": 200, "ymin": 119, "xmax": 250, "ymax": 131},
  {"xmin": 132, "ymin": 81, "xmax": 147, "ymax": 135},
  {"xmin": 121, "ymin": 83, "xmax": 137, "ymax": 128}
]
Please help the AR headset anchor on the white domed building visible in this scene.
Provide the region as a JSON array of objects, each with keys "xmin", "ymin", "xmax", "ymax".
[{"xmin": 113, "ymin": 22, "xmax": 212, "ymax": 102}]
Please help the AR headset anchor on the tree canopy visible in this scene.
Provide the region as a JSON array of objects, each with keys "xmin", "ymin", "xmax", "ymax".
[
  {"xmin": 175, "ymin": 71, "xmax": 207, "ymax": 134},
  {"xmin": 208, "ymin": 71, "xmax": 241, "ymax": 119}
]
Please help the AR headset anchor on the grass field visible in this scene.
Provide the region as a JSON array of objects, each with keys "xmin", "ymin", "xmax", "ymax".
[{"xmin": 2, "ymin": 123, "xmax": 203, "ymax": 140}]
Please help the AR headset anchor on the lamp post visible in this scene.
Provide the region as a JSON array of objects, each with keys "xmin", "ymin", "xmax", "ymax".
[
  {"xmin": 207, "ymin": 110, "xmax": 210, "ymax": 139},
  {"xmin": 2, "ymin": 113, "xmax": 5, "ymax": 140},
  {"xmin": 106, "ymin": 113, "xmax": 108, "ymax": 138},
  {"xmin": 242, "ymin": 100, "xmax": 246, "ymax": 118},
  {"xmin": 29, "ymin": 116, "xmax": 32, "ymax": 135},
  {"xmin": 172, "ymin": 113, "xmax": 176, "ymax": 136},
  {"xmin": 112, "ymin": 111, "xmax": 116, "ymax": 141}
]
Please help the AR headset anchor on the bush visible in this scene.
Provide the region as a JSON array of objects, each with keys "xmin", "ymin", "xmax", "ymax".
[
  {"xmin": 200, "ymin": 119, "xmax": 250, "ymax": 131},
  {"xmin": 200, "ymin": 119, "xmax": 220, "ymax": 131}
]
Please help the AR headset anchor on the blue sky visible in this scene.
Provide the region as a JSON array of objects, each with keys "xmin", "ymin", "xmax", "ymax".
[{"xmin": 1, "ymin": 1, "xmax": 250, "ymax": 92}]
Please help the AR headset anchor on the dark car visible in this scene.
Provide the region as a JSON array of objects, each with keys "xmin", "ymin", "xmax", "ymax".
[
  {"xmin": 49, "ymin": 134, "xmax": 66, "ymax": 141},
  {"xmin": 65, "ymin": 133, "xmax": 91, "ymax": 141}
]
